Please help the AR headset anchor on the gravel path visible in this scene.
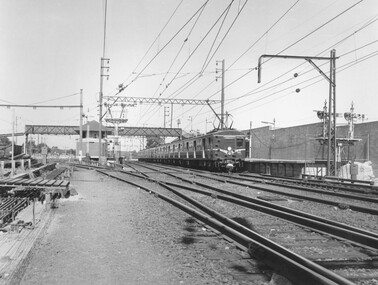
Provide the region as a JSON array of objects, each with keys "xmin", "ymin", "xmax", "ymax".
[
  {"xmin": 18, "ymin": 168, "xmax": 186, "ymax": 285},
  {"xmin": 17, "ymin": 167, "xmax": 262, "ymax": 285}
]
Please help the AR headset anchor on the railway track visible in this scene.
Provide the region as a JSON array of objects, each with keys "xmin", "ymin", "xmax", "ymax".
[
  {"xmin": 74, "ymin": 162, "xmax": 378, "ymax": 284},
  {"xmin": 138, "ymin": 162, "xmax": 378, "ymax": 216}
]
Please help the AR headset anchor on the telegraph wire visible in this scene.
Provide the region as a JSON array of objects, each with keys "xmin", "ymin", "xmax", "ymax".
[
  {"xmin": 29, "ymin": 92, "xmax": 80, "ymax": 105},
  {"xmin": 168, "ymin": 0, "xmax": 249, "ymax": 100},
  {"xmin": 200, "ymin": 1, "xmax": 235, "ymax": 73},
  {"xmin": 152, "ymin": 1, "xmax": 209, "ymax": 98},
  {"xmin": 139, "ymin": 2, "xmax": 209, "ymax": 122},
  {"xmin": 228, "ymin": 0, "xmax": 300, "ymax": 70},
  {"xmin": 136, "ymin": 0, "xmax": 298, "ymax": 127},
  {"xmin": 227, "ymin": 48, "xmax": 378, "ymax": 114},
  {"xmin": 138, "ymin": 1, "xmax": 238, "ymax": 125},
  {"xmin": 170, "ymin": 0, "xmax": 301, "ymax": 117},
  {"xmin": 102, "ymin": 2, "xmax": 210, "ymax": 120},
  {"xmin": 133, "ymin": 1, "xmax": 367, "ymax": 132},
  {"xmin": 167, "ymin": 0, "xmax": 298, "ymax": 124},
  {"xmin": 276, "ymin": 0, "xmax": 365, "ymax": 56},
  {"xmin": 229, "ymin": 37, "xmax": 378, "ymax": 104},
  {"xmin": 120, "ymin": 0, "xmax": 210, "ymax": 93},
  {"xmin": 130, "ymin": 0, "xmax": 184, "ymax": 78},
  {"xmin": 157, "ymin": 1, "xmax": 235, "ymax": 99},
  {"xmin": 174, "ymin": 2, "xmax": 373, "ymax": 129},
  {"xmin": 224, "ymin": 16, "xmax": 378, "ymax": 108},
  {"xmin": 200, "ymin": 0, "xmax": 250, "ymax": 73}
]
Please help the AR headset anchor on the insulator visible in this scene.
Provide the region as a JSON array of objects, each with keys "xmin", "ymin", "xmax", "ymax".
[{"xmin": 295, "ymin": 88, "xmax": 300, "ymax": 93}]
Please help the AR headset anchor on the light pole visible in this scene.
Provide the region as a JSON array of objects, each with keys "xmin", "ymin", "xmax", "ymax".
[
  {"xmin": 261, "ymin": 118, "xmax": 276, "ymax": 159},
  {"xmin": 261, "ymin": 118, "xmax": 275, "ymax": 132},
  {"xmin": 205, "ymin": 118, "xmax": 212, "ymax": 134},
  {"xmin": 188, "ymin": 116, "xmax": 193, "ymax": 134}
]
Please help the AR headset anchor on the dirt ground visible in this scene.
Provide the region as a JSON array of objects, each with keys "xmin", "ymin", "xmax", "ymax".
[{"xmin": 18, "ymin": 168, "xmax": 184, "ymax": 285}]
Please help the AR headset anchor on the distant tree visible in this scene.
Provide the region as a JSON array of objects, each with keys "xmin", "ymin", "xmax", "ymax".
[
  {"xmin": 35, "ymin": 143, "xmax": 50, "ymax": 153},
  {"xmin": 26, "ymin": 140, "xmax": 37, "ymax": 153},
  {"xmin": 0, "ymin": 137, "xmax": 10, "ymax": 145},
  {"xmin": 146, "ymin": 136, "xmax": 164, "ymax": 149}
]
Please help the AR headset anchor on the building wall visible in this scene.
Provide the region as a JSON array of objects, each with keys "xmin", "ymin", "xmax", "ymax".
[
  {"xmin": 247, "ymin": 121, "xmax": 378, "ymax": 177},
  {"xmin": 76, "ymin": 140, "xmax": 107, "ymax": 158}
]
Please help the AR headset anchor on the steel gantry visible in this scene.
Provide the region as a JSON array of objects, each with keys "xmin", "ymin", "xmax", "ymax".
[
  {"xmin": 102, "ymin": 96, "xmax": 221, "ymax": 127},
  {"xmin": 257, "ymin": 50, "xmax": 338, "ymax": 176},
  {"xmin": 103, "ymin": 96, "xmax": 220, "ymax": 106}
]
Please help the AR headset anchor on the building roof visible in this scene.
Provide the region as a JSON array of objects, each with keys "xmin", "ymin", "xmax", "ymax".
[{"xmin": 83, "ymin": 120, "xmax": 111, "ymax": 131}]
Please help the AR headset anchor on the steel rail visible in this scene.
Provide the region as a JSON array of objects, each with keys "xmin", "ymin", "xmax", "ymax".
[
  {"xmin": 189, "ymin": 171, "xmax": 378, "ymax": 215},
  {"xmin": 163, "ymin": 180, "xmax": 378, "ymax": 248},
  {"xmin": 243, "ymin": 173, "xmax": 378, "ymax": 195},
  {"xmin": 124, "ymin": 163, "xmax": 378, "ymax": 242},
  {"xmin": 229, "ymin": 174, "xmax": 378, "ymax": 203},
  {"xmin": 97, "ymin": 169, "xmax": 354, "ymax": 285}
]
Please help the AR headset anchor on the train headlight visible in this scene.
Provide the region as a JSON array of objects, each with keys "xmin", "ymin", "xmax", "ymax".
[{"xmin": 227, "ymin": 146, "xmax": 232, "ymax": 155}]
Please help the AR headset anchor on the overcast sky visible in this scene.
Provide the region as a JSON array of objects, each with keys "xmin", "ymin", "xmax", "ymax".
[{"xmin": 1, "ymin": 0, "xmax": 377, "ymax": 149}]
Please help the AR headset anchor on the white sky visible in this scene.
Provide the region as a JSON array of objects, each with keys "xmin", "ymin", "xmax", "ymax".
[{"xmin": 1, "ymin": 0, "xmax": 377, "ymax": 149}]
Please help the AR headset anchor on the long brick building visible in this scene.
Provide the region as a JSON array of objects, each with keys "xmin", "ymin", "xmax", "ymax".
[{"xmin": 245, "ymin": 121, "xmax": 378, "ymax": 178}]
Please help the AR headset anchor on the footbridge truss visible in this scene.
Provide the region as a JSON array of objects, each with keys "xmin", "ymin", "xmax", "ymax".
[
  {"xmin": 21, "ymin": 125, "xmax": 181, "ymax": 137},
  {"xmin": 1, "ymin": 125, "xmax": 182, "ymax": 139}
]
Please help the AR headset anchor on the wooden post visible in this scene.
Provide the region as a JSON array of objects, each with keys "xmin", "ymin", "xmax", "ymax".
[{"xmin": 33, "ymin": 198, "xmax": 36, "ymax": 228}]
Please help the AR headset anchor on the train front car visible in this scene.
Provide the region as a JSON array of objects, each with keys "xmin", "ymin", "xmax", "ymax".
[{"xmin": 210, "ymin": 129, "xmax": 246, "ymax": 172}]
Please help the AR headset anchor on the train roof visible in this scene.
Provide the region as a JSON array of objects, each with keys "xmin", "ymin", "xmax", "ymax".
[
  {"xmin": 207, "ymin": 128, "xmax": 245, "ymax": 136},
  {"xmin": 142, "ymin": 128, "xmax": 246, "ymax": 150}
]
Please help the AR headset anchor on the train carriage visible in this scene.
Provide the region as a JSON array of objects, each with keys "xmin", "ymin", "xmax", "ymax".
[{"xmin": 138, "ymin": 129, "xmax": 246, "ymax": 172}]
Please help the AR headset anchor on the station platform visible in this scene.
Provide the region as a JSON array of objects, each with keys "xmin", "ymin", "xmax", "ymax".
[{"xmin": 244, "ymin": 158, "xmax": 315, "ymax": 178}]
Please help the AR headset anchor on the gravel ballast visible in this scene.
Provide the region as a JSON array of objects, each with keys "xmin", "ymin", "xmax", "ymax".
[{"xmin": 18, "ymin": 168, "xmax": 267, "ymax": 285}]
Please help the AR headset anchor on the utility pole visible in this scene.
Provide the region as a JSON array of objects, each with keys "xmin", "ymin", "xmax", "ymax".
[
  {"xmin": 205, "ymin": 118, "xmax": 211, "ymax": 134},
  {"xmin": 257, "ymin": 50, "xmax": 338, "ymax": 175},
  {"xmin": 249, "ymin": 121, "xmax": 252, "ymax": 159},
  {"xmin": 98, "ymin": 0, "xmax": 109, "ymax": 163},
  {"xmin": 188, "ymin": 116, "xmax": 193, "ymax": 134},
  {"xmin": 11, "ymin": 109, "xmax": 15, "ymax": 176},
  {"xmin": 79, "ymin": 89, "xmax": 83, "ymax": 158},
  {"xmin": 216, "ymin": 60, "xmax": 225, "ymax": 129},
  {"xmin": 164, "ymin": 106, "xmax": 170, "ymax": 128}
]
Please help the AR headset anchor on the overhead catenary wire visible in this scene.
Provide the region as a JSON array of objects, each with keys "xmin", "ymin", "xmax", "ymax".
[
  {"xmin": 129, "ymin": 0, "xmax": 184, "ymax": 81},
  {"xmin": 102, "ymin": 1, "xmax": 210, "ymax": 119},
  {"xmin": 122, "ymin": 1, "xmax": 371, "ymax": 135},
  {"xmin": 138, "ymin": 1, "xmax": 240, "ymax": 126},
  {"xmin": 168, "ymin": 0, "xmax": 304, "ymax": 123},
  {"xmin": 227, "ymin": 37, "xmax": 378, "ymax": 112},
  {"xmin": 120, "ymin": 0, "xmax": 210, "ymax": 93},
  {"xmin": 227, "ymin": 48, "xmax": 378, "ymax": 115},
  {"xmin": 152, "ymin": 1, "xmax": 209, "ymax": 98},
  {"xmin": 141, "ymin": 0, "xmax": 253, "ymax": 128},
  {"xmin": 130, "ymin": 0, "xmax": 301, "ymax": 129},
  {"xmin": 215, "ymin": 12, "xmax": 378, "ymax": 114}
]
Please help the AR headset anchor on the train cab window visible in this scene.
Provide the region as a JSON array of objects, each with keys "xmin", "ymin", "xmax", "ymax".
[
  {"xmin": 236, "ymin": 138, "xmax": 243, "ymax": 148},
  {"xmin": 186, "ymin": 142, "xmax": 189, "ymax": 150}
]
